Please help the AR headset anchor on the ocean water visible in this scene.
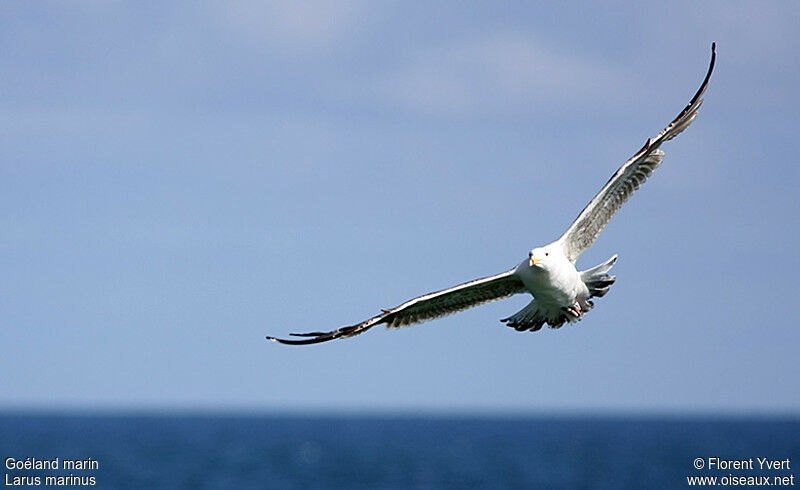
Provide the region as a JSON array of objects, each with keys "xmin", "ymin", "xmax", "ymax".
[{"xmin": 1, "ymin": 415, "xmax": 798, "ymax": 489}]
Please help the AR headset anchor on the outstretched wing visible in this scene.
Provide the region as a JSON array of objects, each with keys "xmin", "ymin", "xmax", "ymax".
[
  {"xmin": 266, "ymin": 269, "xmax": 526, "ymax": 345},
  {"xmin": 559, "ymin": 43, "xmax": 716, "ymax": 263}
]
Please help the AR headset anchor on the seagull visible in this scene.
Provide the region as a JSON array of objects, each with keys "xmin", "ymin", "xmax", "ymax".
[{"xmin": 267, "ymin": 44, "xmax": 716, "ymax": 345}]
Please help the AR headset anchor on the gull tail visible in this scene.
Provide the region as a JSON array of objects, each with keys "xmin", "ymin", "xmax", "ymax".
[
  {"xmin": 501, "ymin": 300, "xmax": 550, "ymax": 332},
  {"xmin": 580, "ymin": 254, "xmax": 617, "ymax": 298}
]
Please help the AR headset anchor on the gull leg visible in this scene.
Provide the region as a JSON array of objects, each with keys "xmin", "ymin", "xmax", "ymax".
[{"xmin": 562, "ymin": 299, "xmax": 583, "ymax": 319}]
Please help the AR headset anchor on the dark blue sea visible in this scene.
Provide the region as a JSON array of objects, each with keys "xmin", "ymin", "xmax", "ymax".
[{"xmin": 1, "ymin": 414, "xmax": 798, "ymax": 489}]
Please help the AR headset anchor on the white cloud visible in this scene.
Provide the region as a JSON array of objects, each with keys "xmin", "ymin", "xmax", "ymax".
[
  {"xmin": 214, "ymin": 0, "xmax": 372, "ymax": 55},
  {"xmin": 369, "ymin": 32, "xmax": 631, "ymax": 118}
]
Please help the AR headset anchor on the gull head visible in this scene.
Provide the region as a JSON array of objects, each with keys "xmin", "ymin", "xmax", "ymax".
[{"xmin": 528, "ymin": 246, "xmax": 555, "ymax": 270}]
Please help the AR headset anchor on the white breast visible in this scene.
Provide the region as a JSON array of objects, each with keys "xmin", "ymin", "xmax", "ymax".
[{"xmin": 516, "ymin": 258, "xmax": 587, "ymax": 309}]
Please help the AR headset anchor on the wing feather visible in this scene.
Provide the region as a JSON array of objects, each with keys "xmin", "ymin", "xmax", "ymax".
[
  {"xmin": 266, "ymin": 269, "xmax": 526, "ymax": 345},
  {"xmin": 559, "ymin": 43, "xmax": 716, "ymax": 262}
]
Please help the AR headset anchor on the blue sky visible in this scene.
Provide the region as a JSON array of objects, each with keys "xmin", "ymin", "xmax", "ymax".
[{"xmin": 1, "ymin": 1, "xmax": 798, "ymax": 414}]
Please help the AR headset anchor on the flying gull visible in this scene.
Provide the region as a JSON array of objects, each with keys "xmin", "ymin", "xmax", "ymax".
[{"xmin": 267, "ymin": 43, "xmax": 716, "ymax": 345}]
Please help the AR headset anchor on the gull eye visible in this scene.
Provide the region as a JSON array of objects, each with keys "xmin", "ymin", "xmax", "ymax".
[{"xmin": 545, "ymin": 252, "xmax": 549, "ymax": 257}]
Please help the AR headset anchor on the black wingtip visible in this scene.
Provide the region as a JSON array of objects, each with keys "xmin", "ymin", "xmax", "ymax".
[
  {"xmin": 705, "ymin": 42, "xmax": 716, "ymax": 86},
  {"xmin": 266, "ymin": 334, "xmax": 326, "ymax": 345},
  {"xmin": 662, "ymin": 42, "xmax": 716, "ymax": 133},
  {"xmin": 694, "ymin": 42, "xmax": 716, "ymax": 102}
]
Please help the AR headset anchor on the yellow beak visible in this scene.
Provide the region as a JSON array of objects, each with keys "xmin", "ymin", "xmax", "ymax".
[{"xmin": 529, "ymin": 255, "xmax": 541, "ymax": 267}]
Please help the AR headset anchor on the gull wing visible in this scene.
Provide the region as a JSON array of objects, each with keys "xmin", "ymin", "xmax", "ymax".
[
  {"xmin": 559, "ymin": 43, "xmax": 716, "ymax": 263},
  {"xmin": 266, "ymin": 268, "xmax": 526, "ymax": 345}
]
